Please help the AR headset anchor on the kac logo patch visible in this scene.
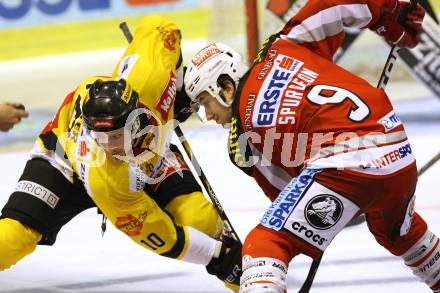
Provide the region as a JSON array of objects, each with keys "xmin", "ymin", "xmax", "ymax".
[
  {"xmin": 282, "ymin": 181, "xmax": 360, "ymax": 250},
  {"xmin": 305, "ymin": 194, "xmax": 343, "ymax": 230}
]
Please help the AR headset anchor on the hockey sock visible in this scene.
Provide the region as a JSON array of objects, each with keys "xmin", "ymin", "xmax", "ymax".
[
  {"xmin": 240, "ymin": 257, "xmax": 287, "ymax": 293},
  {"xmin": 401, "ymin": 230, "xmax": 440, "ymax": 290}
]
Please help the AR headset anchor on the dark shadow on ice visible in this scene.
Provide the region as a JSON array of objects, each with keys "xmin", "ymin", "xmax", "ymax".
[{"xmin": 7, "ymin": 271, "xmax": 193, "ymax": 293}]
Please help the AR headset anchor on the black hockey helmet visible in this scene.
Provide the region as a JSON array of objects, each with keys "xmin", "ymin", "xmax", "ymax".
[{"xmin": 83, "ymin": 78, "xmax": 139, "ymax": 132}]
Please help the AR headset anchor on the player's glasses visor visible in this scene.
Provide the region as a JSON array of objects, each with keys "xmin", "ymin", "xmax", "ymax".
[{"xmin": 190, "ymin": 100, "xmax": 207, "ymax": 122}]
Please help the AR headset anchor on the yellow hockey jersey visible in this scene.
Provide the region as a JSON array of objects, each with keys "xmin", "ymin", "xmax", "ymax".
[{"xmin": 31, "ymin": 16, "xmax": 221, "ymax": 264}]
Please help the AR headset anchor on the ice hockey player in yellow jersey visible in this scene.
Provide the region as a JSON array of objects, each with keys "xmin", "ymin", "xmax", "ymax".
[{"xmin": 0, "ymin": 15, "xmax": 241, "ymax": 291}]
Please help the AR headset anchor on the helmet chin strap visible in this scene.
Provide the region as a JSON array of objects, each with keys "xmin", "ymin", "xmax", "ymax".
[
  {"xmin": 215, "ymin": 95, "xmax": 233, "ymax": 108},
  {"xmin": 214, "ymin": 87, "xmax": 234, "ymax": 108}
]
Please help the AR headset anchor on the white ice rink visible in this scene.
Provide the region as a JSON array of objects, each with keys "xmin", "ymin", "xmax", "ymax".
[
  {"xmin": 0, "ymin": 121, "xmax": 439, "ymax": 293},
  {"xmin": 0, "ymin": 43, "xmax": 440, "ymax": 292}
]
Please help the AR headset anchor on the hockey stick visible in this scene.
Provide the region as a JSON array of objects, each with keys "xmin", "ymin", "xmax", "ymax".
[
  {"xmin": 266, "ymin": 0, "xmax": 357, "ymax": 62},
  {"xmin": 298, "ymin": 151, "xmax": 438, "ymax": 293},
  {"xmin": 396, "ymin": 12, "xmax": 440, "ymax": 98},
  {"xmin": 419, "ymin": 0, "xmax": 439, "ymax": 24},
  {"xmin": 267, "ymin": 0, "xmax": 439, "ymax": 83},
  {"xmin": 378, "ymin": 0, "xmax": 420, "ymax": 88},
  {"xmin": 118, "ymin": 22, "xmax": 241, "ymax": 243},
  {"xmin": 298, "ymin": 152, "xmax": 438, "ymax": 293},
  {"xmin": 418, "ymin": 150, "xmax": 440, "ymax": 176},
  {"xmin": 299, "ymin": 2, "xmax": 420, "ymax": 292},
  {"xmin": 173, "ymin": 126, "xmax": 241, "ymax": 242}
]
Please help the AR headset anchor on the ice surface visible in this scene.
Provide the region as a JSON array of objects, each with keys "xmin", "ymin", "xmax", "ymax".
[{"xmin": 0, "ymin": 122, "xmax": 439, "ymax": 293}]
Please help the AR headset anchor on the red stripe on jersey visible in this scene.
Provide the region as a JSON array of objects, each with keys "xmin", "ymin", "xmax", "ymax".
[{"xmin": 41, "ymin": 91, "xmax": 75, "ymax": 134}]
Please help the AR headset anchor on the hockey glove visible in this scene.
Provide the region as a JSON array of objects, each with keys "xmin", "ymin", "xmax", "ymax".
[
  {"xmin": 174, "ymin": 67, "xmax": 193, "ymax": 123},
  {"xmin": 370, "ymin": 0, "xmax": 425, "ymax": 48},
  {"xmin": 206, "ymin": 236, "xmax": 242, "ymax": 291}
]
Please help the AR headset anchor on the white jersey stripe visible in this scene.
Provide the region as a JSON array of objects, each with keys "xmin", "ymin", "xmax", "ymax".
[
  {"xmin": 250, "ymin": 143, "xmax": 293, "ymax": 191},
  {"xmin": 249, "ymin": 131, "xmax": 411, "ymax": 192},
  {"xmin": 285, "ymin": 4, "xmax": 372, "ymax": 43},
  {"xmin": 307, "ymin": 140, "xmax": 415, "ymax": 175},
  {"xmin": 310, "ymin": 131, "xmax": 408, "ymax": 160}
]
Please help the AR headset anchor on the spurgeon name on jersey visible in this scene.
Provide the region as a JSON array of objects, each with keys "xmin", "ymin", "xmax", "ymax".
[{"xmin": 228, "ymin": 0, "xmax": 416, "ymax": 199}]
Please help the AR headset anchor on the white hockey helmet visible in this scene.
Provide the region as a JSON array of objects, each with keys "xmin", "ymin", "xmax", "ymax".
[{"xmin": 185, "ymin": 43, "xmax": 248, "ymax": 108}]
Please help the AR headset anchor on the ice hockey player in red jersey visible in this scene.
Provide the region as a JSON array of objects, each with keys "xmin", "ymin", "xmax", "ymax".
[{"xmin": 184, "ymin": 0, "xmax": 440, "ymax": 292}]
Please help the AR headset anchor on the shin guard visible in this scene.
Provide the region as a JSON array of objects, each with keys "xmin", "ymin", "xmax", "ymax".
[
  {"xmin": 240, "ymin": 257, "xmax": 287, "ymax": 293},
  {"xmin": 401, "ymin": 230, "xmax": 440, "ymax": 290}
]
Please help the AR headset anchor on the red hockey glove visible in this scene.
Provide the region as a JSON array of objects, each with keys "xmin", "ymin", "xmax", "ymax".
[{"xmin": 371, "ymin": 1, "xmax": 425, "ymax": 48}]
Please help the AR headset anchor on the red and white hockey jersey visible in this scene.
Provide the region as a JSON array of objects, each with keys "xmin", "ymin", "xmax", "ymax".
[{"xmin": 228, "ymin": 0, "xmax": 415, "ymax": 200}]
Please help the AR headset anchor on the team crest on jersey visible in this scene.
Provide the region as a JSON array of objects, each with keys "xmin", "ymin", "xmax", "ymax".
[
  {"xmin": 157, "ymin": 26, "xmax": 179, "ymax": 51},
  {"xmin": 305, "ymin": 194, "xmax": 343, "ymax": 230},
  {"xmin": 115, "ymin": 211, "xmax": 148, "ymax": 236}
]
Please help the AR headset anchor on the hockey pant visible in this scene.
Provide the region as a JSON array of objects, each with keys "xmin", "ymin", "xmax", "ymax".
[
  {"xmin": 0, "ymin": 156, "xmax": 223, "ymax": 271},
  {"xmin": 240, "ymin": 166, "xmax": 440, "ymax": 292},
  {"xmin": 0, "ymin": 218, "xmax": 42, "ymax": 270},
  {"xmin": 0, "ymin": 191, "xmax": 222, "ymax": 272}
]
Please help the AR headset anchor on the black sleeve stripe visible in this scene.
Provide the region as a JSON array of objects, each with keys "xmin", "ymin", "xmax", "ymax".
[
  {"xmin": 145, "ymin": 144, "xmax": 202, "ymax": 208},
  {"xmin": 39, "ymin": 131, "xmax": 59, "ymax": 152},
  {"xmin": 160, "ymin": 225, "xmax": 186, "ymax": 259},
  {"xmin": 149, "ymin": 170, "xmax": 202, "ymax": 208}
]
